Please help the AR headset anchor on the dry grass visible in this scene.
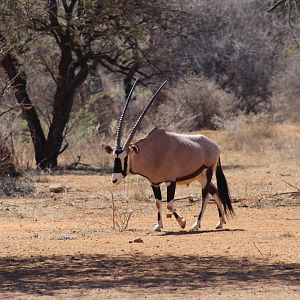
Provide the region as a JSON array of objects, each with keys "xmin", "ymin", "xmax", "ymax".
[{"xmin": 219, "ymin": 113, "xmax": 274, "ymax": 152}]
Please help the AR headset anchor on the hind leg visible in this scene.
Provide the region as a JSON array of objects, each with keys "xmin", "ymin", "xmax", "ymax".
[
  {"xmin": 209, "ymin": 183, "xmax": 226, "ymax": 229},
  {"xmin": 191, "ymin": 168, "xmax": 213, "ymax": 230}
]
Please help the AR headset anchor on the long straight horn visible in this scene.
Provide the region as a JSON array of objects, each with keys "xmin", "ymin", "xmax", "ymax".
[
  {"xmin": 122, "ymin": 80, "xmax": 167, "ymax": 150},
  {"xmin": 115, "ymin": 78, "xmax": 139, "ymax": 148}
]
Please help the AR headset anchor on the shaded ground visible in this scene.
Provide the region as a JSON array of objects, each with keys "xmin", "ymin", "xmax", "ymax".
[
  {"xmin": 0, "ymin": 126, "xmax": 299, "ymax": 299},
  {"xmin": 0, "ymin": 253, "xmax": 299, "ymax": 299}
]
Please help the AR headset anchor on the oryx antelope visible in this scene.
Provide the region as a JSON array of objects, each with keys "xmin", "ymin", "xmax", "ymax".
[{"xmin": 103, "ymin": 79, "xmax": 234, "ymax": 231}]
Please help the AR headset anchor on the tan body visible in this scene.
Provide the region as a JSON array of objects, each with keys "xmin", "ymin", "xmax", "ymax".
[
  {"xmin": 129, "ymin": 128, "xmax": 220, "ymax": 185},
  {"xmin": 104, "ymin": 80, "xmax": 234, "ymax": 231}
]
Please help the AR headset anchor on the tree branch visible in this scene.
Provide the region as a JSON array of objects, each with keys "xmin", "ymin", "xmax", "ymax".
[{"xmin": 267, "ymin": 0, "xmax": 288, "ymax": 13}]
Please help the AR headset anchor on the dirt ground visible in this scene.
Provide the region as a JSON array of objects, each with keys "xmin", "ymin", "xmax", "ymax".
[{"xmin": 0, "ymin": 127, "xmax": 299, "ymax": 299}]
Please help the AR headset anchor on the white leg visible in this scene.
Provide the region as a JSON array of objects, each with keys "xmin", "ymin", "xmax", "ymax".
[
  {"xmin": 152, "ymin": 185, "xmax": 163, "ymax": 232},
  {"xmin": 191, "ymin": 194, "xmax": 209, "ymax": 230},
  {"xmin": 166, "ymin": 182, "xmax": 186, "ymax": 229},
  {"xmin": 191, "ymin": 170, "xmax": 211, "ymax": 230},
  {"xmin": 154, "ymin": 199, "xmax": 163, "ymax": 232},
  {"xmin": 213, "ymin": 192, "xmax": 226, "ymax": 229}
]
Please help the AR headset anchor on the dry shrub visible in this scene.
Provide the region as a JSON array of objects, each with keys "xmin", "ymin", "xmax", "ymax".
[
  {"xmin": 125, "ymin": 177, "xmax": 151, "ymax": 202},
  {"xmin": 149, "ymin": 74, "xmax": 236, "ymax": 131},
  {"xmin": 272, "ymin": 54, "xmax": 300, "ymax": 123},
  {"xmin": 0, "ymin": 114, "xmax": 36, "ymax": 195},
  {"xmin": 60, "ymin": 136, "xmax": 113, "ymax": 168},
  {"xmin": 0, "ymin": 173, "xmax": 36, "ymax": 196},
  {"xmin": 272, "ymin": 124, "xmax": 300, "ymax": 160},
  {"xmin": 0, "ymin": 134, "xmax": 18, "ymax": 177},
  {"xmin": 0, "ymin": 138, "xmax": 36, "ymax": 196},
  {"xmin": 219, "ymin": 113, "xmax": 274, "ymax": 151},
  {"xmin": 0, "ymin": 139, "xmax": 36, "ymax": 196}
]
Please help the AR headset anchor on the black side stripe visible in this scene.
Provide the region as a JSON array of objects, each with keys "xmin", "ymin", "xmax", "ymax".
[
  {"xmin": 130, "ymin": 164, "xmax": 207, "ymax": 185},
  {"xmin": 176, "ymin": 164, "xmax": 207, "ymax": 182}
]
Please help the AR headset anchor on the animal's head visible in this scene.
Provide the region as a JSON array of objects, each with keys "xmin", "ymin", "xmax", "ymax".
[{"xmin": 103, "ymin": 79, "xmax": 167, "ymax": 185}]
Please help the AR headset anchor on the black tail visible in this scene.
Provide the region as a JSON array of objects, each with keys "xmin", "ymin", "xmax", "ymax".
[{"xmin": 216, "ymin": 157, "xmax": 235, "ymax": 216}]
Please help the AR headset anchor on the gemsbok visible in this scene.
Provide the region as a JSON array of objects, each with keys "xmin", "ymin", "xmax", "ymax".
[{"xmin": 103, "ymin": 79, "xmax": 234, "ymax": 231}]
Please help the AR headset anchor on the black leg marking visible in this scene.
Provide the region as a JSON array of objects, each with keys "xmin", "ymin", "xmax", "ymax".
[
  {"xmin": 152, "ymin": 185, "xmax": 162, "ymax": 200},
  {"xmin": 173, "ymin": 211, "xmax": 179, "ymax": 219},
  {"xmin": 167, "ymin": 182, "xmax": 176, "ymax": 202},
  {"xmin": 197, "ymin": 168, "xmax": 213, "ymax": 222},
  {"xmin": 218, "ymin": 208, "xmax": 222, "ymax": 218},
  {"xmin": 152, "ymin": 185, "xmax": 163, "ymax": 230},
  {"xmin": 208, "ymin": 183, "xmax": 217, "ymax": 196}
]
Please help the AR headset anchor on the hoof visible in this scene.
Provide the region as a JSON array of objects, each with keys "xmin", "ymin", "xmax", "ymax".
[
  {"xmin": 190, "ymin": 222, "xmax": 200, "ymax": 231},
  {"xmin": 154, "ymin": 224, "xmax": 162, "ymax": 232},
  {"xmin": 166, "ymin": 213, "xmax": 172, "ymax": 218},
  {"xmin": 179, "ymin": 219, "xmax": 186, "ymax": 229},
  {"xmin": 215, "ymin": 219, "xmax": 226, "ymax": 229}
]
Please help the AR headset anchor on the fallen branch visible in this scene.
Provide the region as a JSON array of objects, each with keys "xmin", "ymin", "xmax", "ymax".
[
  {"xmin": 65, "ymin": 155, "xmax": 112, "ymax": 173},
  {"xmin": 282, "ymin": 180, "xmax": 300, "ymax": 191},
  {"xmin": 161, "ymin": 195, "xmax": 200, "ymax": 203},
  {"xmin": 273, "ymin": 191, "xmax": 300, "ymax": 196}
]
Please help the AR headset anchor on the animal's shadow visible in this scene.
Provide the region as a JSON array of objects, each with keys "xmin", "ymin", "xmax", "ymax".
[{"xmin": 160, "ymin": 228, "xmax": 245, "ymax": 236}]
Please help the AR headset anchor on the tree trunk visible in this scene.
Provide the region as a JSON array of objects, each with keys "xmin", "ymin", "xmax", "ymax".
[
  {"xmin": 1, "ymin": 53, "xmax": 48, "ymax": 165},
  {"xmin": 1, "ymin": 50, "xmax": 88, "ymax": 169}
]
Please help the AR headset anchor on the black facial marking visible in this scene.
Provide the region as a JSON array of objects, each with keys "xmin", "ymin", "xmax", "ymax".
[
  {"xmin": 115, "ymin": 148, "xmax": 123, "ymax": 155},
  {"xmin": 113, "ymin": 148, "xmax": 128, "ymax": 178},
  {"xmin": 113, "ymin": 157, "xmax": 122, "ymax": 173}
]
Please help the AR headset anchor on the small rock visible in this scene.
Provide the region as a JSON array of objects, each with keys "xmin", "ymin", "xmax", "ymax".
[
  {"xmin": 49, "ymin": 184, "xmax": 65, "ymax": 193},
  {"xmin": 133, "ymin": 237, "xmax": 144, "ymax": 243},
  {"xmin": 57, "ymin": 234, "xmax": 76, "ymax": 240}
]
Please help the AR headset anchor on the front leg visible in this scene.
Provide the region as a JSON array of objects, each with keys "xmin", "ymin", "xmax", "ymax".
[
  {"xmin": 152, "ymin": 185, "xmax": 163, "ymax": 232},
  {"xmin": 166, "ymin": 182, "xmax": 186, "ymax": 229}
]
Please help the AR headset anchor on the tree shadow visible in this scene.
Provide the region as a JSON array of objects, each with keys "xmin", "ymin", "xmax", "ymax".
[{"xmin": 0, "ymin": 254, "xmax": 299, "ymax": 297}]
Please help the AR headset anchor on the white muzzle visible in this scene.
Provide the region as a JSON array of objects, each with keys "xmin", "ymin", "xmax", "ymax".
[{"xmin": 112, "ymin": 173, "xmax": 123, "ymax": 185}]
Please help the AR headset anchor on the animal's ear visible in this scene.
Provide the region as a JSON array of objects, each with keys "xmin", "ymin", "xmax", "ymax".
[
  {"xmin": 129, "ymin": 144, "xmax": 139, "ymax": 154},
  {"xmin": 102, "ymin": 144, "xmax": 114, "ymax": 154}
]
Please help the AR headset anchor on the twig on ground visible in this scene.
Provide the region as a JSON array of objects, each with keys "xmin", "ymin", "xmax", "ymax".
[
  {"xmin": 161, "ymin": 195, "xmax": 200, "ymax": 203},
  {"xmin": 111, "ymin": 191, "xmax": 116, "ymax": 230},
  {"xmin": 273, "ymin": 191, "xmax": 300, "ymax": 196},
  {"xmin": 282, "ymin": 179, "xmax": 300, "ymax": 191},
  {"xmin": 253, "ymin": 242, "xmax": 263, "ymax": 256}
]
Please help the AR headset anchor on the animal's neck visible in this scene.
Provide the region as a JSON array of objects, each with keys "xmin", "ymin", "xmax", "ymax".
[{"xmin": 128, "ymin": 149, "xmax": 148, "ymax": 178}]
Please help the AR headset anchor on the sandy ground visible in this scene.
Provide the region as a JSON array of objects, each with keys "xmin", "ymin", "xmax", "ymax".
[{"xmin": 0, "ymin": 127, "xmax": 299, "ymax": 299}]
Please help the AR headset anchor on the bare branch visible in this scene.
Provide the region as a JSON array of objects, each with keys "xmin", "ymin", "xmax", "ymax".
[
  {"xmin": 38, "ymin": 54, "xmax": 58, "ymax": 84},
  {"xmin": 0, "ymin": 104, "xmax": 23, "ymax": 118},
  {"xmin": 267, "ymin": 0, "xmax": 288, "ymax": 13},
  {"xmin": 288, "ymin": 0, "xmax": 300, "ymax": 47}
]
